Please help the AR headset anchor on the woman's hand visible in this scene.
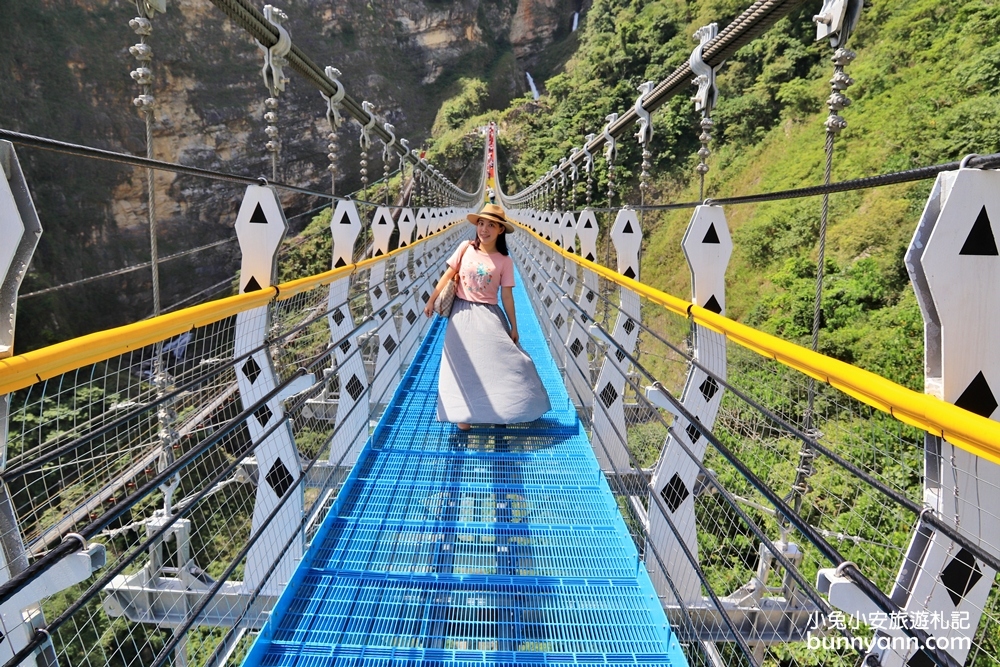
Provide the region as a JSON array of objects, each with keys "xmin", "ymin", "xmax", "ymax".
[
  {"xmin": 425, "ymin": 266, "xmax": 458, "ymax": 318},
  {"xmin": 509, "ymin": 326, "xmax": 519, "ymax": 345}
]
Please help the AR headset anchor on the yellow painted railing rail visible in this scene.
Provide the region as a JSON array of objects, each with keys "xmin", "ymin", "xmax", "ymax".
[
  {"xmin": 0, "ymin": 225, "xmax": 457, "ymax": 396},
  {"xmin": 515, "ymin": 221, "xmax": 1000, "ymax": 466}
]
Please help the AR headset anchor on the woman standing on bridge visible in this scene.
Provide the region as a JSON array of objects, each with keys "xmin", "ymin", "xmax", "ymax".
[{"xmin": 424, "ymin": 203, "xmax": 550, "ymax": 430}]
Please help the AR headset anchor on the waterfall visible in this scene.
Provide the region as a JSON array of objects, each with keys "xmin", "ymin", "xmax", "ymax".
[
  {"xmin": 572, "ymin": 11, "xmax": 579, "ymax": 31},
  {"xmin": 525, "ymin": 72, "xmax": 540, "ymax": 100}
]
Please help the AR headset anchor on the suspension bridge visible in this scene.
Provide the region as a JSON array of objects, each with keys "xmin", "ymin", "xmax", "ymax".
[{"xmin": 1, "ymin": 1, "xmax": 1000, "ymax": 667}]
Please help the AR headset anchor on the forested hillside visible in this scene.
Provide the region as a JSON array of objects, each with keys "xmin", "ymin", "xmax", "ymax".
[{"xmin": 425, "ymin": 0, "xmax": 1000, "ymax": 389}]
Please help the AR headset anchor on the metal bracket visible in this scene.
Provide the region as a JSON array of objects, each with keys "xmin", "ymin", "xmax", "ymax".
[
  {"xmin": 321, "ymin": 66, "xmax": 346, "ymax": 128},
  {"xmin": 135, "ymin": 0, "xmax": 166, "ymax": 19},
  {"xmin": 382, "ymin": 123, "xmax": 397, "ymax": 163},
  {"xmin": 813, "ymin": 0, "xmax": 863, "ymax": 47},
  {"xmin": 601, "ymin": 114, "xmax": 618, "ymax": 163},
  {"xmin": 690, "ymin": 23, "xmax": 719, "ymax": 114},
  {"xmin": 634, "ymin": 81, "xmax": 655, "ymax": 146},
  {"xmin": 359, "ymin": 101, "xmax": 376, "ymax": 151},
  {"xmin": 259, "ymin": 5, "xmax": 291, "ymax": 96},
  {"xmin": 582, "ymin": 134, "xmax": 596, "ymax": 174}
]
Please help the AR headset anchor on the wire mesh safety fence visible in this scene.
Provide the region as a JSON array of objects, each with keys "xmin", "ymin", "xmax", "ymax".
[
  {"xmin": 508, "ymin": 214, "xmax": 1000, "ymax": 667},
  {"xmin": 0, "ymin": 212, "xmax": 465, "ymax": 667}
]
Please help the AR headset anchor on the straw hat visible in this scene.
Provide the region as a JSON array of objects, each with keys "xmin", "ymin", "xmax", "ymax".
[{"xmin": 467, "ymin": 203, "xmax": 515, "ymax": 234}]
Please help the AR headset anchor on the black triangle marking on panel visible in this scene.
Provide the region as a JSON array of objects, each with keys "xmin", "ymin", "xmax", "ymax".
[
  {"xmin": 334, "ymin": 257, "xmax": 347, "ymax": 269},
  {"xmin": 702, "ymin": 223, "xmax": 720, "ymax": 244},
  {"xmin": 623, "ymin": 267, "xmax": 636, "ymax": 279},
  {"xmin": 586, "ymin": 253, "xmax": 595, "ymax": 262},
  {"xmin": 959, "ymin": 206, "xmax": 999, "ymax": 256},
  {"xmin": 954, "ymin": 371, "xmax": 998, "ymax": 418},
  {"xmin": 940, "ymin": 547, "xmax": 984, "ymax": 606},
  {"xmin": 243, "ymin": 276, "xmax": 262, "ymax": 293},
  {"xmin": 375, "ymin": 248, "xmax": 384, "ymax": 257},
  {"xmin": 249, "ymin": 202, "xmax": 268, "ymax": 224},
  {"xmin": 622, "ymin": 220, "xmax": 634, "ymax": 234},
  {"xmin": 584, "ymin": 220, "xmax": 593, "ymax": 228},
  {"xmin": 704, "ymin": 295, "xmax": 722, "ymax": 314}
]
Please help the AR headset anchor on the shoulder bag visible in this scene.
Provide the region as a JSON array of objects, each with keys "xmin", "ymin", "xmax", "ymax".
[{"xmin": 433, "ymin": 242, "xmax": 471, "ymax": 317}]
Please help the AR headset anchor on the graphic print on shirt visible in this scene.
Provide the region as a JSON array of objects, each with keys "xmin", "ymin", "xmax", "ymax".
[{"xmin": 464, "ymin": 261, "xmax": 494, "ymax": 295}]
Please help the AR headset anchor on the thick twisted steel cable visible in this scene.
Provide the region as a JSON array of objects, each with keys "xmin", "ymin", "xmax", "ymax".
[
  {"xmin": 511, "ymin": 151, "xmax": 1000, "ymax": 211},
  {"xmin": 0, "ymin": 127, "xmax": 332, "ymax": 197},
  {"xmin": 541, "ymin": 230, "xmax": 1000, "ymax": 579},
  {"xmin": 204, "ymin": 0, "xmax": 478, "ymax": 204},
  {"xmin": 507, "ymin": 0, "xmax": 808, "ymax": 201},
  {"xmin": 0, "ymin": 127, "xmax": 415, "ymax": 207}
]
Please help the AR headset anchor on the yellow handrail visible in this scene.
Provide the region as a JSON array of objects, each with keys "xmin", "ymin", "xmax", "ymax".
[
  {"xmin": 515, "ymin": 221, "xmax": 1000, "ymax": 466},
  {"xmin": 0, "ymin": 224, "xmax": 457, "ymax": 396}
]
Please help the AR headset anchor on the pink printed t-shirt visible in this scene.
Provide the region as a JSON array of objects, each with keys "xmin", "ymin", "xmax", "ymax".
[{"xmin": 446, "ymin": 241, "xmax": 515, "ymax": 305}]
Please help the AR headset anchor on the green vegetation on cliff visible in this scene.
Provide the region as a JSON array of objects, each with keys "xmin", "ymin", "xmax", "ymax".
[{"xmin": 426, "ymin": 0, "xmax": 1000, "ymax": 389}]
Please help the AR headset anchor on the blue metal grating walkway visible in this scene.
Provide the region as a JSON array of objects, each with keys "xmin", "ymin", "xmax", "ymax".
[{"xmin": 242, "ymin": 270, "xmax": 687, "ymax": 667}]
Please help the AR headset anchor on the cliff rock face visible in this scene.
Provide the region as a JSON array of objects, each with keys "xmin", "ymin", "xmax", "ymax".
[
  {"xmin": 3, "ymin": 0, "xmax": 573, "ymax": 350},
  {"xmin": 511, "ymin": 0, "xmax": 573, "ymax": 59}
]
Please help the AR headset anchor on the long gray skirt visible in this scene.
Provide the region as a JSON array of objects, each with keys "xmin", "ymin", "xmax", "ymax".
[{"xmin": 437, "ymin": 298, "xmax": 551, "ymax": 424}]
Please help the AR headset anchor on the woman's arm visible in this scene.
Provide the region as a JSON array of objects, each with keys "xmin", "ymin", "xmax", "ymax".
[
  {"xmin": 423, "ymin": 266, "xmax": 458, "ymax": 317},
  {"xmin": 500, "ymin": 286, "xmax": 518, "ymax": 344}
]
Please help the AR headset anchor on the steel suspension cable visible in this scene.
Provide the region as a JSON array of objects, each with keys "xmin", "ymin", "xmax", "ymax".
[
  {"xmin": 544, "ymin": 235, "xmax": 1000, "ymax": 578},
  {"xmin": 521, "ymin": 239, "xmax": 958, "ymax": 667},
  {"xmin": 507, "ymin": 0, "xmax": 808, "ymax": 201},
  {"xmin": 515, "ymin": 239, "xmax": 845, "ymax": 622},
  {"xmin": 513, "ymin": 239, "xmax": 848, "ymax": 661},
  {"xmin": 2, "ymin": 309, "xmax": 384, "ymax": 667},
  {"xmin": 0, "ymin": 296, "xmax": 392, "ymax": 611},
  {"xmin": 2, "ymin": 270, "xmax": 402, "ymax": 483},
  {"xmin": 204, "ymin": 0, "xmax": 478, "ymax": 204},
  {"xmin": 18, "ymin": 239, "xmax": 235, "ymax": 300}
]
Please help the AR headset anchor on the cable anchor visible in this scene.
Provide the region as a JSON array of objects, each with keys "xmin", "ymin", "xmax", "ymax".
[
  {"xmin": 690, "ymin": 23, "xmax": 719, "ymax": 114},
  {"xmin": 259, "ymin": 5, "xmax": 291, "ymax": 97},
  {"xmin": 634, "ymin": 81, "xmax": 655, "ymax": 197},
  {"xmin": 359, "ymin": 101, "xmax": 376, "ymax": 199},
  {"xmin": 382, "ymin": 122, "xmax": 396, "ymax": 204},
  {"xmin": 320, "ymin": 67, "xmax": 346, "ymax": 194},
  {"xmin": 321, "ymin": 66, "xmax": 346, "ymax": 129},
  {"xmin": 582, "ymin": 133, "xmax": 595, "ymax": 207},
  {"xmin": 813, "ymin": 0, "xmax": 863, "ymax": 47},
  {"xmin": 134, "ymin": 0, "xmax": 166, "ymax": 19},
  {"xmin": 601, "ymin": 113, "xmax": 618, "ymax": 207}
]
